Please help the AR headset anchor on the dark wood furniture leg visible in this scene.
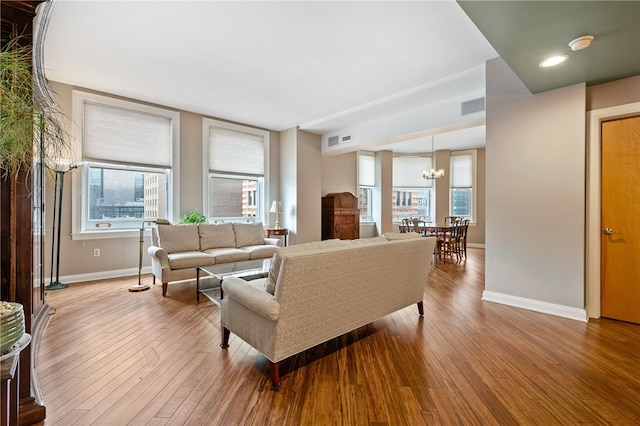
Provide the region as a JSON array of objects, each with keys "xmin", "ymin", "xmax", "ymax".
[
  {"xmin": 220, "ymin": 327, "xmax": 230, "ymax": 349},
  {"xmin": 417, "ymin": 301, "xmax": 424, "ymax": 316},
  {"xmin": 162, "ymin": 282, "xmax": 167, "ymax": 297},
  {"xmin": 269, "ymin": 361, "xmax": 281, "ymax": 391}
]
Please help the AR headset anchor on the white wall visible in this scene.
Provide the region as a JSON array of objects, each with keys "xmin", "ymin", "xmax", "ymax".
[
  {"xmin": 279, "ymin": 128, "xmax": 322, "ymax": 245},
  {"xmin": 296, "ymin": 130, "xmax": 322, "ymax": 243},
  {"xmin": 321, "ymin": 152, "xmax": 357, "ymax": 196},
  {"xmin": 484, "ymin": 58, "xmax": 586, "ymax": 319},
  {"xmin": 374, "ymin": 151, "xmax": 394, "ymax": 234}
]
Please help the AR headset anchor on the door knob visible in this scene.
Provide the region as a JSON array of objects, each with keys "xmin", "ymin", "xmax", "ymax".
[{"xmin": 603, "ymin": 227, "xmax": 617, "ymax": 235}]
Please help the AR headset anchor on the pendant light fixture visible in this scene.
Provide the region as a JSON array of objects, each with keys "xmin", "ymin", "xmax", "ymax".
[{"xmin": 422, "ymin": 135, "xmax": 444, "ymax": 180}]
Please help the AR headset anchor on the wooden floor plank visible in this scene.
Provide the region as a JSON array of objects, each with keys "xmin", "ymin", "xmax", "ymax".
[{"xmin": 33, "ymin": 248, "xmax": 640, "ymax": 425}]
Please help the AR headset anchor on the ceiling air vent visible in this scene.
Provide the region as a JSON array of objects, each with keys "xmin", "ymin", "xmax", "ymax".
[
  {"xmin": 328, "ymin": 135, "xmax": 340, "ymax": 147},
  {"xmin": 341, "ymin": 134, "xmax": 352, "ymax": 144},
  {"xmin": 461, "ymin": 97, "xmax": 485, "ymax": 116}
]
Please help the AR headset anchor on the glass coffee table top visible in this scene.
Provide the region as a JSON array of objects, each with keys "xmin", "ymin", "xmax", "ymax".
[{"xmin": 196, "ymin": 258, "xmax": 272, "ymax": 306}]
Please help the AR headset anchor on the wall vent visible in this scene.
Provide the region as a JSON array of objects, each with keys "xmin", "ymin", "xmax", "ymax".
[
  {"xmin": 341, "ymin": 134, "xmax": 352, "ymax": 144},
  {"xmin": 461, "ymin": 97, "xmax": 485, "ymax": 116},
  {"xmin": 328, "ymin": 135, "xmax": 340, "ymax": 147}
]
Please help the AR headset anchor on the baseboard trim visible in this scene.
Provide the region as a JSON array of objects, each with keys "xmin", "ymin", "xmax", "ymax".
[
  {"xmin": 467, "ymin": 243, "xmax": 485, "ymax": 249},
  {"xmin": 482, "ymin": 290, "xmax": 588, "ymax": 322},
  {"xmin": 46, "ymin": 266, "xmax": 153, "ymax": 285}
]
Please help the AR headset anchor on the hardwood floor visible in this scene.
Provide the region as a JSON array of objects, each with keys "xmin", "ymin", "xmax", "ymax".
[{"xmin": 35, "ymin": 248, "xmax": 640, "ymax": 425}]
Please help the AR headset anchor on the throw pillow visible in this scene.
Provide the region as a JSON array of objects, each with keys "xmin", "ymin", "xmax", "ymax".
[
  {"xmin": 233, "ymin": 223, "xmax": 265, "ymax": 247},
  {"xmin": 157, "ymin": 224, "xmax": 200, "ymax": 254},
  {"xmin": 199, "ymin": 223, "xmax": 236, "ymax": 250}
]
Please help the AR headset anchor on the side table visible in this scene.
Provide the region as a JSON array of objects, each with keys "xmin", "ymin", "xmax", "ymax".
[{"xmin": 265, "ymin": 228, "xmax": 288, "ymax": 247}]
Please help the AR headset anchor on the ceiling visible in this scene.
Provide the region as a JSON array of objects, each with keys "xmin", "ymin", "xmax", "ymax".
[
  {"xmin": 41, "ymin": 1, "xmax": 639, "ymax": 153},
  {"xmin": 459, "ymin": 1, "xmax": 640, "ymax": 94}
]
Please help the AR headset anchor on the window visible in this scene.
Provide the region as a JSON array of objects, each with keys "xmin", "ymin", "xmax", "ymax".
[
  {"xmin": 450, "ymin": 151, "xmax": 476, "ymax": 221},
  {"xmin": 73, "ymin": 91, "xmax": 179, "ymax": 235},
  {"xmin": 208, "ymin": 175, "xmax": 262, "ymax": 222},
  {"xmin": 392, "ymin": 156, "xmax": 434, "ymax": 222},
  {"xmin": 395, "ymin": 191, "xmax": 412, "ymax": 207},
  {"xmin": 85, "ymin": 164, "xmax": 167, "ymax": 225},
  {"xmin": 358, "ymin": 154, "xmax": 375, "ymax": 221},
  {"xmin": 204, "ymin": 119, "xmax": 269, "ymax": 223}
]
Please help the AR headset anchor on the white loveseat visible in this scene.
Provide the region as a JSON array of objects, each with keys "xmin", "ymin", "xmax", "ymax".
[
  {"xmin": 148, "ymin": 222, "xmax": 281, "ymax": 296},
  {"xmin": 220, "ymin": 233, "xmax": 436, "ymax": 389}
]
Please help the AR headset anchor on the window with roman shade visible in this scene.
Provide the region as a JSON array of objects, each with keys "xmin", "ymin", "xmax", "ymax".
[
  {"xmin": 358, "ymin": 153, "xmax": 375, "ymax": 220},
  {"xmin": 392, "ymin": 156, "xmax": 434, "ymax": 222},
  {"xmin": 73, "ymin": 90, "xmax": 179, "ymax": 235},
  {"xmin": 449, "ymin": 151, "xmax": 476, "ymax": 221},
  {"xmin": 83, "ymin": 102, "xmax": 173, "ymax": 168},
  {"xmin": 204, "ymin": 119, "xmax": 268, "ymax": 223}
]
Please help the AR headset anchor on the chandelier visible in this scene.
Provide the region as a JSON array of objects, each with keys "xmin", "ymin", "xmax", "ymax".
[{"xmin": 422, "ymin": 135, "xmax": 444, "ymax": 180}]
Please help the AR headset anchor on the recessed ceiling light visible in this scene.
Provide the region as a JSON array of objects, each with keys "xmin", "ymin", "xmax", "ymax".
[
  {"xmin": 538, "ymin": 55, "xmax": 569, "ymax": 68},
  {"xmin": 569, "ymin": 35, "xmax": 594, "ymax": 51}
]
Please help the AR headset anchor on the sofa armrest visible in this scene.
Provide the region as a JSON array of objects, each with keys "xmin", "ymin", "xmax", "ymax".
[
  {"xmin": 222, "ymin": 276, "xmax": 280, "ymax": 321},
  {"xmin": 264, "ymin": 237, "xmax": 282, "ymax": 247},
  {"xmin": 147, "ymin": 245, "xmax": 169, "ymax": 266}
]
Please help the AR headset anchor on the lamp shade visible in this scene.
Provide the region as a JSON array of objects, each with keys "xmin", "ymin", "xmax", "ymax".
[{"xmin": 270, "ymin": 201, "xmax": 282, "ymax": 213}]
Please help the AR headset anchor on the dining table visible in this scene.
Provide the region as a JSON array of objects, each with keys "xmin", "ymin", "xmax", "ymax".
[
  {"xmin": 398, "ymin": 222, "xmax": 464, "ymax": 261},
  {"xmin": 398, "ymin": 223, "xmax": 454, "ymax": 236}
]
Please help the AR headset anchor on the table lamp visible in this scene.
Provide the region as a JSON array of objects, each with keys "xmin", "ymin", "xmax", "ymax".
[{"xmin": 270, "ymin": 201, "xmax": 282, "ymax": 229}]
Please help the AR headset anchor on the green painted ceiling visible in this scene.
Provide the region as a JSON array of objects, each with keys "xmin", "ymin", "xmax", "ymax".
[{"xmin": 458, "ymin": 1, "xmax": 640, "ymax": 93}]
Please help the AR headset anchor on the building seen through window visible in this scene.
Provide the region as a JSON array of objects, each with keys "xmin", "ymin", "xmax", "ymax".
[
  {"xmin": 209, "ymin": 176, "xmax": 261, "ymax": 221},
  {"xmin": 88, "ymin": 166, "xmax": 167, "ymax": 222},
  {"xmin": 392, "ymin": 188, "xmax": 432, "ymax": 221}
]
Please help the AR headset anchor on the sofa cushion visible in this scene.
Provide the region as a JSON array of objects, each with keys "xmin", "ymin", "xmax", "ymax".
[
  {"xmin": 233, "ymin": 223, "xmax": 265, "ymax": 247},
  {"xmin": 199, "ymin": 223, "xmax": 236, "ymax": 250},
  {"xmin": 265, "ymin": 239, "xmax": 352, "ymax": 295},
  {"xmin": 157, "ymin": 224, "xmax": 200, "ymax": 253},
  {"xmin": 167, "ymin": 251, "xmax": 215, "ymax": 270},
  {"xmin": 243, "ymin": 244, "xmax": 279, "ymax": 260},
  {"xmin": 203, "ymin": 247, "xmax": 251, "ymax": 263}
]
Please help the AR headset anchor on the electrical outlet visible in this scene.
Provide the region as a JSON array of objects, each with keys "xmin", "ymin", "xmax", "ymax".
[{"xmin": 94, "ymin": 248, "xmax": 100, "ymax": 257}]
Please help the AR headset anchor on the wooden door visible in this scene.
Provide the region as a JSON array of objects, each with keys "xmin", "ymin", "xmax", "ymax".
[{"xmin": 600, "ymin": 115, "xmax": 640, "ymax": 324}]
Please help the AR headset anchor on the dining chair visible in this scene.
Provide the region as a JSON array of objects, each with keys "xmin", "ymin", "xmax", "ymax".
[
  {"xmin": 439, "ymin": 219, "xmax": 466, "ymax": 262},
  {"xmin": 444, "ymin": 216, "xmax": 462, "ymax": 226},
  {"xmin": 458, "ymin": 219, "xmax": 470, "ymax": 259},
  {"xmin": 411, "ymin": 218, "xmax": 429, "ymax": 236}
]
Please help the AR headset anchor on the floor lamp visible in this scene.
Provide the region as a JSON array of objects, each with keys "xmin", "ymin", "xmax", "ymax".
[
  {"xmin": 46, "ymin": 164, "xmax": 77, "ymax": 291},
  {"xmin": 129, "ymin": 220, "xmax": 156, "ymax": 292}
]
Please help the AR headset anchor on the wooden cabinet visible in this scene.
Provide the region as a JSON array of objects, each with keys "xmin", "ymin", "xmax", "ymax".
[{"xmin": 322, "ymin": 192, "xmax": 360, "ymax": 240}]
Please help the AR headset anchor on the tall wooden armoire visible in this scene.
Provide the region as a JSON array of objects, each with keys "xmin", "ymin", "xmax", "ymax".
[{"xmin": 321, "ymin": 192, "xmax": 359, "ymax": 240}]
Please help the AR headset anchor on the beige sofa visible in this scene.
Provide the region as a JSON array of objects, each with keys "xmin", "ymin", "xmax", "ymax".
[
  {"xmin": 148, "ymin": 222, "xmax": 281, "ymax": 296},
  {"xmin": 220, "ymin": 233, "xmax": 437, "ymax": 389}
]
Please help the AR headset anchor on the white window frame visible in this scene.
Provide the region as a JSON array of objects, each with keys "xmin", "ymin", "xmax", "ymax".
[
  {"xmin": 71, "ymin": 90, "xmax": 180, "ymax": 240},
  {"xmin": 449, "ymin": 149, "xmax": 477, "ymax": 223},
  {"xmin": 358, "ymin": 153, "xmax": 375, "ymax": 221},
  {"xmin": 203, "ymin": 118, "xmax": 270, "ymax": 224},
  {"xmin": 392, "ymin": 155, "xmax": 435, "ymax": 222}
]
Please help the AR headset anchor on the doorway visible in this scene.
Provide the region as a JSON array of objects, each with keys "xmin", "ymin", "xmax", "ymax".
[
  {"xmin": 600, "ymin": 116, "xmax": 640, "ymax": 324},
  {"xmin": 586, "ymin": 102, "xmax": 640, "ymax": 321}
]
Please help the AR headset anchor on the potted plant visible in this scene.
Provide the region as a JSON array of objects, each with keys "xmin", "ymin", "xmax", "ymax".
[
  {"xmin": 180, "ymin": 209, "xmax": 207, "ymax": 224},
  {"xmin": 1, "ymin": 40, "xmax": 70, "ymax": 177}
]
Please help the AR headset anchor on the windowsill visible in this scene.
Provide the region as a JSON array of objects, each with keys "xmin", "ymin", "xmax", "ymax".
[{"xmin": 71, "ymin": 229, "xmax": 150, "ymax": 241}]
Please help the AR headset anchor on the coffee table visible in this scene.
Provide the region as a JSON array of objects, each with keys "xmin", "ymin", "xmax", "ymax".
[{"xmin": 196, "ymin": 258, "xmax": 272, "ymax": 306}]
